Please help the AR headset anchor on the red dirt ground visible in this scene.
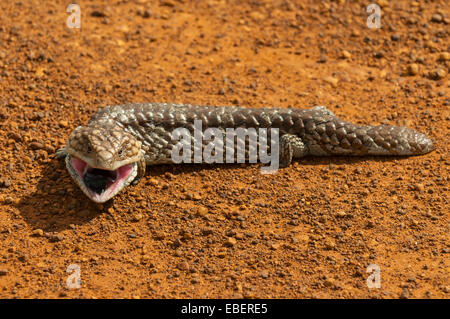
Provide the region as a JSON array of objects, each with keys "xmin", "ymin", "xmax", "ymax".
[{"xmin": 0, "ymin": 0, "xmax": 448, "ymax": 298}]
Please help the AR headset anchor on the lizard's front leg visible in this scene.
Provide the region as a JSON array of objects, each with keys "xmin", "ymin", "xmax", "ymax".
[
  {"xmin": 55, "ymin": 147, "xmax": 68, "ymax": 159},
  {"xmin": 131, "ymin": 154, "xmax": 147, "ymax": 186}
]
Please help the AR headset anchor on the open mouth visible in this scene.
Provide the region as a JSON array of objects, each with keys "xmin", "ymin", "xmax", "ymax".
[
  {"xmin": 83, "ymin": 167, "xmax": 118, "ymax": 194},
  {"xmin": 69, "ymin": 156, "xmax": 135, "ymax": 202}
]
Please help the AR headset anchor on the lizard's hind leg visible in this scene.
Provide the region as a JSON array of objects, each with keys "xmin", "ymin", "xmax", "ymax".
[{"xmin": 279, "ymin": 134, "xmax": 308, "ymax": 167}]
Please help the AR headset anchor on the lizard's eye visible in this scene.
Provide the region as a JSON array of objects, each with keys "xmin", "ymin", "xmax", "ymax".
[
  {"xmin": 118, "ymin": 149, "xmax": 124, "ymax": 156},
  {"xmin": 86, "ymin": 145, "xmax": 92, "ymax": 153}
]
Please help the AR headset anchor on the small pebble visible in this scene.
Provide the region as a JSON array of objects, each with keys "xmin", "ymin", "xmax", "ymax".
[
  {"xmin": 142, "ymin": 10, "xmax": 151, "ymax": 18},
  {"xmin": 197, "ymin": 206, "xmax": 208, "ymax": 216},
  {"xmin": 160, "ymin": 0, "xmax": 175, "ymax": 7},
  {"xmin": 407, "ymin": 277, "xmax": 416, "ymax": 283},
  {"xmin": 438, "ymin": 52, "xmax": 450, "ymax": 61},
  {"xmin": 373, "ymin": 51, "xmax": 385, "ymax": 59},
  {"xmin": 324, "ymin": 239, "xmax": 336, "ymax": 250},
  {"xmin": 91, "ymin": 10, "xmax": 107, "ymax": 18},
  {"xmin": 49, "ymin": 234, "xmax": 64, "ymax": 242},
  {"xmin": 336, "ymin": 211, "xmax": 347, "ymax": 218},
  {"xmin": 430, "ymin": 68, "xmax": 446, "ymax": 80},
  {"xmin": 174, "ymin": 250, "xmax": 183, "ymax": 257},
  {"xmin": 324, "ymin": 278, "xmax": 335, "ymax": 287},
  {"xmin": 153, "ymin": 231, "xmax": 165, "ymax": 240},
  {"xmin": 249, "ymin": 12, "xmax": 265, "ymax": 22},
  {"xmin": 225, "ymin": 237, "xmax": 236, "ymax": 247},
  {"xmin": 29, "ymin": 142, "xmax": 45, "ymax": 150},
  {"xmin": 318, "ymin": 55, "xmax": 327, "ymax": 63},
  {"xmin": 9, "ymin": 132, "xmax": 22, "ymax": 142},
  {"xmin": 431, "ymin": 13, "xmax": 442, "ymax": 23},
  {"xmin": 201, "ymin": 227, "xmax": 214, "ymax": 236},
  {"xmin": 0, "ymin": 179, "xmax": 11, "ymax": 188},
  {"xmin": 32, "ymin": 229, "xmax": 44, "ymax": 237},
  {"xmin": 270, "ymin": 242, "xmax": 280, "ymax": 250},
  {"xmin": 341, "ymin": 50, "xmax": 352, "ymax": 59},
  {"xmin": 400, "ymin": 288, "xmax": 410, "ymax": 299},
  {"xmin": 177, "ymin": 262, "xmax": 189, "ymax": 271},
  {"xmin": 323, "ymin": 76, "xmax": 339, "ymax": 87},
  {"xmin": 407, "ymin": 63, "xmax": 419, "ymax": 76}
]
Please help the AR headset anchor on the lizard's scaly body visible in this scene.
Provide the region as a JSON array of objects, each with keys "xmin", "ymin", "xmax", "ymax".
[{"xmin": 62, "ymin": 103, "xmax": 434, "ymax": 202}]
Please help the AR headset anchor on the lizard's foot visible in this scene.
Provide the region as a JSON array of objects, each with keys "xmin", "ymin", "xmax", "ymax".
[
  {"xmin": 279, "ymin": 134, "xmax": 308, "ymax": 167},
  {"xmin": 131, "ymin": 154, "xmax": 146, "ymax": 186},
  {"xmin": 56, "ymin": 147, "xmax": 68, "ymax": 160}
]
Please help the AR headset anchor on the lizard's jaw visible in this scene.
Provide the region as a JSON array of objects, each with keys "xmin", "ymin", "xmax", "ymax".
[{"xmin": 66, "ymin": 155, "xmax": 138, "ymax": 203}]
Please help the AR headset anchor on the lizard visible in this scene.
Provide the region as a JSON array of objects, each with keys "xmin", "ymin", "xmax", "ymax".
[{"xmin": 57, "ymin": 103, "xmax": 434, "ymax": 203}]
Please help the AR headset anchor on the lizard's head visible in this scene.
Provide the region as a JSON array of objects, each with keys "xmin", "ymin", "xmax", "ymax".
[{"xmin": 65, "ymin": 125, "xmax": 145, "ymax": 203}]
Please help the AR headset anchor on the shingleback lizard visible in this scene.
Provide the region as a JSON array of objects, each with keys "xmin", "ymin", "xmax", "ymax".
[{"xmin": 58, "ymin": 103, "xmax": 434, "ymax": 203}]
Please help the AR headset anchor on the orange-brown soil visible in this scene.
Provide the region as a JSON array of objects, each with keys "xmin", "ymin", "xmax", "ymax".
[{"xmin": 0, "ymin": 0, "xmax": 448, "ymax": 298}]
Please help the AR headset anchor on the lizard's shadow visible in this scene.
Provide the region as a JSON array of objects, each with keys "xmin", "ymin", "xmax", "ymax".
[
  {"xmin": 16, "ymin": 157, "xmax": 107, "ymax": 233},
  {"xmin": 15, "ymin": 156, "xmax": 248, "ymax": 232},
  {"xmin": 16, "ymin": 155, "xmax": 404, "ymax": 232}
]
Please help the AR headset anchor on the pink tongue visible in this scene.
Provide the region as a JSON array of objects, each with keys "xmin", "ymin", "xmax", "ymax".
[
  {"xmin": 118, "ymin": 164, "xmax": 132, "ymax": 178},
  {"xmin": 72, "ymin": 157, "xmax": 87, "ymax": 177},
  {"xmin": 104, "ymin": 164, "xmax": 133, "ymax": 194}
]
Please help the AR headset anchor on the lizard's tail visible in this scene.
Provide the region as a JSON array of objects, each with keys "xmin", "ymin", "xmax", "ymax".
[
  {"xmin": 320, "ymin": 120, "xmax": 435, "ymax": 156},
  {"xmin": 362, "ymin": 124, "xmax": 434, "ymax": 155}
]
